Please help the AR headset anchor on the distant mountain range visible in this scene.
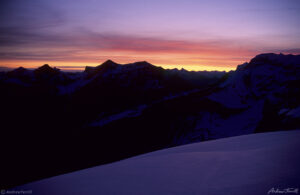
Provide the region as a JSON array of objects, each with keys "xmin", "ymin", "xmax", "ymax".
[{"xmin": 1, "ymin": 53, "xmax": 299, "ymax": 188}]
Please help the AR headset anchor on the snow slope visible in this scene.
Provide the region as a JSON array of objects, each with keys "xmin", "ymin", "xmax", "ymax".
[
  {"xmin": 209, "ymin": 53, "xmax": 300, "ymax": 108},
  {"xmin": 14, "ymin": 130, "xmax": 300, "ymax": 195}
]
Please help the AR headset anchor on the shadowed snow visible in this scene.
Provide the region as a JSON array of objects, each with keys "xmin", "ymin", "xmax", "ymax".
[{"xmin": 14, "ymin": 130, "xmax": 300, "ymax": 195}]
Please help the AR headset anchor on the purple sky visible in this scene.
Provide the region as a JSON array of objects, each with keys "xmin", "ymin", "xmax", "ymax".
[{"xmin": 0, "ymin": 0, "xmax": 299, "ymax": 71}]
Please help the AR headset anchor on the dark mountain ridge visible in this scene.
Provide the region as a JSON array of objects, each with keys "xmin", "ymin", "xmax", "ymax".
[{"xmin": 0, "ymin": 53, "xmax": 299, "ymax": 189}]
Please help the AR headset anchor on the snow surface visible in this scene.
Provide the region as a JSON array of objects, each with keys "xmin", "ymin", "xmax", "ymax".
[
  {"xmin": 175, "ymin": 100, "xmax": 264, "ymax": 145},
  {"xmin": 209, "ymin": 53, "xmax": 300, "ymax": 109},
  {"xmin": 57, "ymin": 73, "xmax": 94, "ymax": 95},
  {"xmin": 14, "ymin": 130, "xmax": 300, "ymax": 195}
]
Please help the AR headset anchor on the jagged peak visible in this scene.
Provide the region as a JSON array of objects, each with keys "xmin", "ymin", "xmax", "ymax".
[
  {"xmin": 101, "ymin": 60, "xmax": 119, "ymax": 67},
  {"xmin": 34, "ymin": 64, "xmax": 60, "ymax": 74},
  {"xmin": 8, "ymin": 66, "xmax": 31, "ymax": 76},
  {"xmin": 84, "ymin": 60, "xmax": 119, "ymax": 75},
  {"xmin": 97, "ymin": 60, "xmax": 119, "ymax": 70},
  {"xmin": 13, "ymin": 66, "xmax": 28, "ymax": 72},
  {"xmin": 103, "ymin": 59, "xmax": 116, "ymax": 64}
]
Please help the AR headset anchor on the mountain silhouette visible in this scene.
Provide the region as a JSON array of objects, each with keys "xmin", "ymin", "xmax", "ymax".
[
  {"xmin": 0, "ymin": 53, "xmax": 299, "ymax": 189},
  {"xmin": 34, "ymin": 64, "xmax": 60, "ymax": 75}
]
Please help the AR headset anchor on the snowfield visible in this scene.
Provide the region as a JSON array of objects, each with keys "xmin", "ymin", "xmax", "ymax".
[{"xmin": 14, "ymin": 130, "xmax": 300, "ymax": 195}]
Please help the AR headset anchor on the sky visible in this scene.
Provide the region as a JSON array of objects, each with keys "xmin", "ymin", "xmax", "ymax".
[{"xmin": 0, "ymin": 0, "xmax": 299, "ymax": 71}]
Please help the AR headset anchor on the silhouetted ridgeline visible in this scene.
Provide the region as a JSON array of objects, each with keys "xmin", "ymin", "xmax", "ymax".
[{"xmin": 0, "ymin": 53, "xmax": 300, "ymax": 188}]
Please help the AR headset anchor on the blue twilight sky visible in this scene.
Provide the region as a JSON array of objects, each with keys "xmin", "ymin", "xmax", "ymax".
[{"xmin": 0, "ymin": 0, "xmax": 299, "ymax": 71}]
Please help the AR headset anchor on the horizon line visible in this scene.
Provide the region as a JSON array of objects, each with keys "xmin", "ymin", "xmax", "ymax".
[
  {"xmin": 1, "ymin": 52, "xmax": 298, "ymax": 72},
  {"xmin": 0, "ymin": 61, "xmax": 235, "ymax": 72}
]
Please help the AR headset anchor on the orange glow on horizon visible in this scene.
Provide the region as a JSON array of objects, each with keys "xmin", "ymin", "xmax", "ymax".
[
  {"xmin": 0, "ymin": 32, "xmax": 258, "ymax": 72},
  {"xmin": 0, "ymin": 57, "xmax": 241, "ymax": 72}
]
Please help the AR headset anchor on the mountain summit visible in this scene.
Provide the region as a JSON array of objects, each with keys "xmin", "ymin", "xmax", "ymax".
[
  {"xmin": 34, "ymin": 64, "xmax": 60, "ymax": 75},
  {"xmin": 84, "ymin": 60, "xmax": 119, "ymax": 75},
  {"xmin": 101, "ymin": 59, "xmax": 118, "ymax": 67}
]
